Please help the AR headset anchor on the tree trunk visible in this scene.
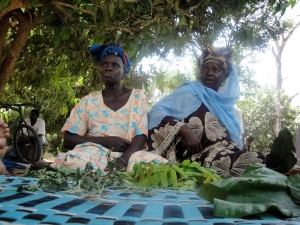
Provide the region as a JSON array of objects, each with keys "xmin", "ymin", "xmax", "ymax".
[
  {"xmin": 0, "ymin": 0, "xmax": 89, "ymax": 95},
  {"xmin": 272, "ymin": 21, "xmax": 300, "ymax": 136},
  {"xmin": 272, "ymin": 41, "xmax": 283, "ymax": 137},
  {"xmin": 0, "ymin": 8, "xmax": 42, "ymax": 94}
]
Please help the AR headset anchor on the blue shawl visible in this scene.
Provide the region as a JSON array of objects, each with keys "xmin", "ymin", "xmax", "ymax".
[{"xmin": 148, "ymin": 64, "xmax": 242, "ymax": 148}]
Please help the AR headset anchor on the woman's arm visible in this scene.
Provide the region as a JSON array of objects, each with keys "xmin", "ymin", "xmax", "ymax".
[
  {"xmin": 63, "ymin": 131, "xmax": 130, "ymax": 150},
  {"xmin": 162, "ymin": 116, "xmax": 202, "ymax": 155},
  {"xmin": 115, "ymin": 89, "xmax": 148, "ymax": 169},
  {"xmin": 179, "ymin": 124, "xmax": 202, "ymax": 156},
  {"xmin": 150, "ymin": 116, "xmax": 202, "ymax": 156}
]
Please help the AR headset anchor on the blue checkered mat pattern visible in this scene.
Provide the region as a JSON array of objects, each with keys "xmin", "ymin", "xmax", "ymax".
[{"xmin": 0, "ymin": 175, "xmax": 299, "ymax": 225}]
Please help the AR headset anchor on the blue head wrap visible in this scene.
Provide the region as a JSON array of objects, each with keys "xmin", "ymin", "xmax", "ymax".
[{"xmin": 89, "ymin": 43, "xmax": 131, "ymax": 74}]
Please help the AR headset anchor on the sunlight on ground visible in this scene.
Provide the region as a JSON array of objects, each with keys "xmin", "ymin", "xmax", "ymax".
[{"xmin": 43, "ymin": 152, "xmax": 55, "ymax": 162}]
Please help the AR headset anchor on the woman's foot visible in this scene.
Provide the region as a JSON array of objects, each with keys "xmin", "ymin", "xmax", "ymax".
[
  {"xmin": 115, "ymin": 157, "xmax": 128, "ymax": 171},
  {"xmin": 29, "ymin": 161, "xmax": 52, "ymax": 170}
]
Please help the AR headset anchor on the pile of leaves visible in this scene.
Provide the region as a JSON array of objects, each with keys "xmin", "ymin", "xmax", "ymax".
[
  {"xmin": 22, "ymin": 160, "xmax": 221, "ymax": 195},
  {"xmin": 122, "ymin": 160, "xmax": 222, "ymax": 191},
  {"xmin": 23, "ymin": 161, "xmax": 127, "ymax": 196},
  {"xmin": 198, "ymin": 164, "xmax": 300, "ymax": 218}
]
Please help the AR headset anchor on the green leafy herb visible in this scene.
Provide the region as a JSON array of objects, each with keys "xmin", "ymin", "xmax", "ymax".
[
  {"xmin": 122, "ymin": 160, "xmax": 222, "ymax": 191},
  {"xmin": 24, "ymin": 160, "xmax": 127, "ymax": 196}
]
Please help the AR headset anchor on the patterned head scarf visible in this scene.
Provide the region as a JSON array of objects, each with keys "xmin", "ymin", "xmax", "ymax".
[
  {"xmin": 89, "ymin": 43, "xmax": 131, "ymax": 75},
  {"xmin": 198, "ymin": 47, "xmax": 233, "ymax": 77}
]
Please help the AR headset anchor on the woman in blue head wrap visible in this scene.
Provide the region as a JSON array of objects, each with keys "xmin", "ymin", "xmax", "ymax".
[
  {"xmin": 31, "ymin": 43, "xmax": 167, "ymax": 173},
  {"xmin": 148, "ymin": 47, "xmax": 266, "ymax": 178}
]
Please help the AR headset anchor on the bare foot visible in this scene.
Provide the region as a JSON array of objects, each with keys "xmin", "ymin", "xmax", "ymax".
[
  {"xmin": 115, "ymin": 157, "xmax": 128, "ymax": 171},
  {"xmin": 29, "ymin": 161, "xmax": 52, "ymax": 170}
]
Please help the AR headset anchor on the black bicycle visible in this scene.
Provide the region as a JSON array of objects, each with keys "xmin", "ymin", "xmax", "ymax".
[{"xmin": 0, "ymin": 103, "xmax": 42, "ymax": 163}]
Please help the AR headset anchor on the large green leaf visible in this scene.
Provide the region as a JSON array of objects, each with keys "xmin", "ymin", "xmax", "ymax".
[
  {"xmin": 287, "ymin": 174, "xmax": 300, "ymax": 205},
  {"xmin": 214, "ymin": 196, "xmax": 300, "ymax": 218},
  {"xmin": 198, "ymin": 164, "xmax": 300, "ymax": 218}
]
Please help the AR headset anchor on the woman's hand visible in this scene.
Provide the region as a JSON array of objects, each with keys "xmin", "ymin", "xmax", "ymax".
[
  {"xmin": 102, "ymin": 136, "xmax": 130, "ymax": 152},
  {"xmin": 179, "ymin": 125, "xmax": 202, "ymax": 156}
]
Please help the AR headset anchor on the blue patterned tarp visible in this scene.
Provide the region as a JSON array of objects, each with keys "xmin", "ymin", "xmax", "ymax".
[{"xmin": 0, "ymin": 175, "xmax": 299, "ymax": 225}]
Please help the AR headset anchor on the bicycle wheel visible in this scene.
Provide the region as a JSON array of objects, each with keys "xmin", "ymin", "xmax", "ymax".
[{"xmin": 14, "ymin": 124, "xmax": 42, "ymax": 163}]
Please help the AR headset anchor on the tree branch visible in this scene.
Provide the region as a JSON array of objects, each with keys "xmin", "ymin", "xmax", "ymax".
[
  {"xmin": 281, "ymin": 19, "xmax": 300, "ymax": 49},
  {"xmin": 31, "ymin": 7, "xmax": 43, "ymax": 27},
  {"xmin": 51, "ymin": 1, "xmax": 93, "ymax": 16},
  {"xmin": 283, "ymin": 92, "xmax": 299, "ymax": 110},
  {"xmin": 0, "ymin": 0, "xmax": 47, "ymax": 20},
  {"xmin": 105, "ymin": 26, "xmax": 143, "ymax": 34},
  {"xmin": 0, "ymin": 0, "xmax": 93, "ymax": 21},
  {"xmin": 0, "ymin": 14, "xmax": 10, "ymax": 64},
  {"xmin": 51, "ymin": 4, "xmax": 76, "ymax": 22}
]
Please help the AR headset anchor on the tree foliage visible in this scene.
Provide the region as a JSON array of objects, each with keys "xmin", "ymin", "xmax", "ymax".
[
  {"xmin": 1, "ymin": 0, "xmax": 297, "ymax": 91},
  {"xmin": 0, "ymin": 0, "xmax": 299, "ymax": 152},
  {"xmin": 271, "ymin": 20, "xmax": 300, "ymax": 136},
  {"xmin": 145, "ymin": 66, "xmax": 192, "ymax": 107},
  {"xmin": 237, "ymin": 85, "xmax": 300, "ymax": 153}
]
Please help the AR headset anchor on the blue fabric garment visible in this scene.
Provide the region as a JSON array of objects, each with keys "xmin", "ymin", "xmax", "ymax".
[
  {"xmin": 2, "ymin": 159, "xmax": 27, "ymax": 173},
  {"xmin": 148, "ymin": 64, "xmax": 242, "ymax": 149},
  {"xmin": 89, "ymin": 43, "xmax": 131, "ymax": 74}
]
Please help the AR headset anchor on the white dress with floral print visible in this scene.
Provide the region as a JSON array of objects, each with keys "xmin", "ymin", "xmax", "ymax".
[{"xmin": 51, "ymin": 89, "xmax": 167, "ymax": 174}]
